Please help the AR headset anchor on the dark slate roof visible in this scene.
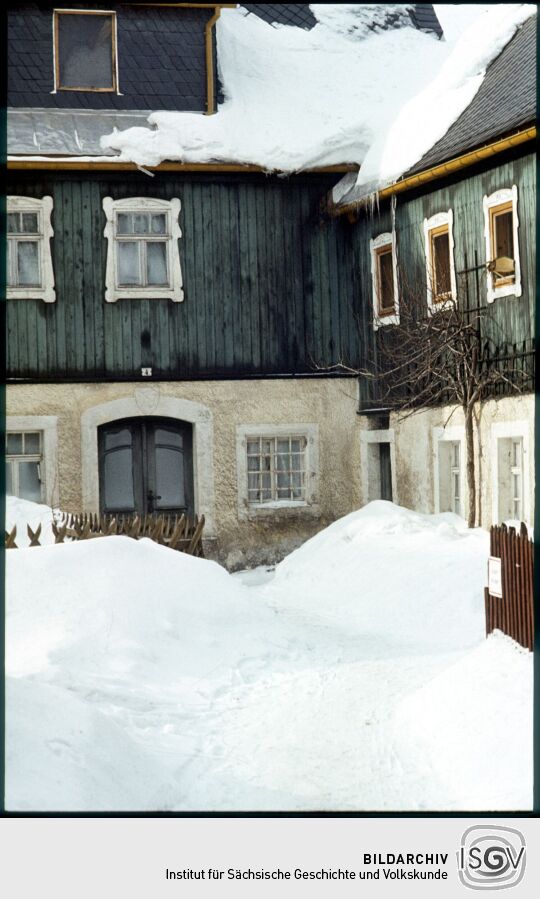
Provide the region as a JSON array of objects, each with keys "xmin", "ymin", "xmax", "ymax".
[
  {"xmin": 242, "ymin": 4, "xmax": 442, "ymax": 36},
  {"xmin": 407, "ymin": 12, "xmax": 536, "ymax": 174},
  {"xmin": 242, "ymin": 4, "xmax": 316, "ymax": 29}
]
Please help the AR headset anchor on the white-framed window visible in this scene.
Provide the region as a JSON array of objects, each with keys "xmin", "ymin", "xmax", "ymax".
[
  {"xmin": 491, "ymin": 420, "xmax": 530, "ymax": 524},
  {"xmin": 483, "ymin": 186, "xmax": 522, "ymax": 303},
  {"xmin": 236, "ymin": 423, "xmax": 319, "ymax": 519},
  {"xmin": 360, "ymin": 428, "xmax": 397, "ymax": 504},
  {"xmin": 7, "ymin": 196, "xmax": 55, "ymax": 303},
  {"xmin": 423, "ymin": 210, "xmax": 457, "ymax": 312},
  {"xmin": 433, "ymin": 426, "xmax": 465, "ymax": 517},
  {"xmin": 6, "ymin": 416, "xmax": 60, "ymax": 507},
  {"xmin": 102, "ymin": 197, "xmax": 184, "ymax": 303},
  {"xmin": 53, "ymin": 9, "xmax": 119, "ymax": 93},
  {"xmin": 370, "ymin": 232, "xmax": 399, "ymax": 329}
]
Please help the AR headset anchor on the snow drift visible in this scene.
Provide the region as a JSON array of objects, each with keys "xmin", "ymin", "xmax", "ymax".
[{"xmin": 5, "ymin": 501, "xmax": 532, "ymax": 811}]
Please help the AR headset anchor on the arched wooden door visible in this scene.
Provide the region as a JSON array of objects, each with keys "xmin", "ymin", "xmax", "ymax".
[{"xmin": 98, "ymin": 417, "xmax": 194, "ymax": 517}]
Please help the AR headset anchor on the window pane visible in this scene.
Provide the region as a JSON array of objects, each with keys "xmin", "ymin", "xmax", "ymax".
[
  {"xmin": 432, "ymin": 231, "xmax": 451, "ymax": 296},
  {"xmin": 6, "ymin": 463, "xmax": 13, "ymax": 495},
  {"xmin": 247, "ymin": 455, "xmax": 260, "ymax": 472},
  {"xmin": 117, "ymin": 241, "xmax": 141, "ymax": 286},
  {"xmin": 7, "ymin": 213, "xmax": 20, "ymax": 233},
  {"xmin": 17, "ymin": 241, "xmax": 40, "ymax": 286},
  {"xmin": 22, "ymin": 213, "xmax": 39, "ymax": 234},
  {"xmin": 7, "ymin": 433, "xmax": 23, "ymax": 454},
  {"xmin": 378, "ymin": 249, "xmax": 394, "ymax": 311},
  {"xmin": 247, "ymin": 439, "xmax": 260, "ymax": 454},
  {"xmin": 58, "ymin": 13, "xmax": 114, "ymax": 89},
  {"xmin": 133, "ymin": 213, "xmax": 149, "ymax": 235},
  {"xmin": 103, "ymin": 448, "xmax": 135, "ymax": 511},
  {"xmin": 146, "ymin": 241, "xmax": 168, "ymax": 286},
  {"xmin": 116, "ymin": 213, "xmax": 133, "ymax": 235},
  {"xmin": 24, "ymin": 432, "xmax": 41, "ymax": 454},
  {"xmin": 277, "ymin": 439, "xmax": 289, "ymax": 454},
  {"xmin": 19, "ymin": 461, "xmax": 42, "ymax": 502},
  {"xmin": 291, "ymin": 453, "xmax": 303, "ymax": 471},
  {"xmin": 494, "ymin": 210, "xmax": 514, "ymax": 260},
  {"xmin": 155, "ymin": 428, "xmax": 183, "ymax": 449},
  {"xmin": 151, "ymin": 214, "xmax": 167, "ymax": 234}
]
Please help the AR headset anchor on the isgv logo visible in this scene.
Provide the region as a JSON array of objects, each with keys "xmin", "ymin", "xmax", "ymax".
[{"xmin": 457, "ymin": 826, "xmax": 526, "ymax": 890}]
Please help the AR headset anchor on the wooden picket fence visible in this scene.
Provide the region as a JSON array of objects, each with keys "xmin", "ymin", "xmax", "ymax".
[
  {"xmin": 484, "ymin": 522, "xmax": 534, "ymax": 651},
  {"xmin": 5, "ymin": 511, "xmax": 205, "ymax": 557}
]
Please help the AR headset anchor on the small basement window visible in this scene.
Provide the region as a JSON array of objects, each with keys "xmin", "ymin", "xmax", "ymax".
[
  {"xmin": 424, "ymin": 210, "xmax": 456, "ymax": 311},
  {"xmin": 102, "ymin": 197, "xmax": 184, "ymax": 302},
  {"xmin": 6, "ymin": 431, "xmax": 44, "ymax": 503},
  {"xmin": 54, "ymin": 9, "xmax": 117, "ymax": 92},
  {"xmin": 370, "ymin": 232, "xmax": 399, "ymax": 328},
  {"xmin": 483, "ymin": 187, "xmax": 521, "ymax": 303},
  {"xmin": 7, "ymin": 196, "xmax": 55, "ymax": 302}
]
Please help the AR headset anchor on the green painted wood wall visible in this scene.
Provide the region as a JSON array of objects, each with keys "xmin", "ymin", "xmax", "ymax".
[{"xmin": 6, "ymin": 171, "xmax": 365, "ymax": 380}]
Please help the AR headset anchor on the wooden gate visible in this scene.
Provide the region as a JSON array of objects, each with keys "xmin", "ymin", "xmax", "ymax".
[{"xmin": 484, "ymin": 523, "xmax": 534, "ymax": 651}]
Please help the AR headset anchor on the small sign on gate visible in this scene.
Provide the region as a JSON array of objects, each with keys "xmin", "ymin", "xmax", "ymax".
[{"xmin": 488, "ymin": 555, "xmax": 503, "ymax": 598}]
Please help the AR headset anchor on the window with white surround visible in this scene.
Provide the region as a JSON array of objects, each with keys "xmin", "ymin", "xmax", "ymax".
[
  {"xmin": 102, "ymin": 197, "xmax": 184, "ymax": 302},
  {"xmin": 370, "ymin": 232, "xmax": 399, "ymax": 329},
  {"xmin": 483, "ymin": 186, "xmax": 521, "ymax": 303},
  {"xmin": 6, "ymin": 431, "xmax": 44, "ymax": 503},
  {"xmin": 236, "ymin": 424, "xmax": 319, "ymax": 518},
  {"xmin": 423, "ymin": 210, "xmax": 456, "ymax": 311},
  {"xmin": 7, "ymin": 196, "xmax": 55, "ymax": 302},
  {"xmin": 491, "ymin": 420, "xmax": 530, "ymax": 524},
  {"xmin": 433, "ymin": 426, "xmax": 465, "ymax": 517}
]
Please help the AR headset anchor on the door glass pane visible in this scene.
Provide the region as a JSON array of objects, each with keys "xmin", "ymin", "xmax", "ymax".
[
  {"xmin": 117, "ymin": 241, "xmax": 141, "ymax": 286},
  {"xmin": 154, "ymin": 428, "xmax": 183, "ymax": 449},
  {"xmin": 19, "ymin": 461, "xmax": 42, "ymax": 502},
  {"xmin": 17, "ymin": 241, "xmax": 40, "ymax": 286},
  {"xmin": 155, "ymin": 447, "xmax": 185, "ymax": 509},
  {"xmin": 146, "ymin": 241, "xmax": 168, "ymax": 286},
  {"xmin": 104, "ymin": 427, "xmax": 132, "ymax": 451},
  {"xmin": 103, "ymin": 448, "xmax": 135, "ymax": 510},
  {"xmin": 58, "ymin": 12, "xmax": 114, "ymax": 89}
]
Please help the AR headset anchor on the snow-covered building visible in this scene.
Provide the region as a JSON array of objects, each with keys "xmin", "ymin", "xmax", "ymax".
[{"xmin": 5, "ymin": 3, "xmax": 535, "ymax": 564}]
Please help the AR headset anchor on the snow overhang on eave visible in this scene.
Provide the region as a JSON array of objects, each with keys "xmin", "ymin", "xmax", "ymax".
[{"xmin": 329, "ymin": 126, "xmax": 536, "ymax": 218}]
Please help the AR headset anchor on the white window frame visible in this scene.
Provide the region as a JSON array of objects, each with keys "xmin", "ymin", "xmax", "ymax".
[
  {"xmin": 491, "ymin": 419, "xmax": 530, "ymax": 525},
  {"xmin": 423, "ymin": 210, "xmax": 457, "ymax": 312},
  {"xmin": 432, "ymin": 425, "xmax": 466, "ymax": 517},
  {"xmin": 370, "ymin": 232, "xmax": 399, "ymax": 329},
  {"xmin": 236, "ymin": 423, "xmax": 319, "ymax": 520},
  {"xmin": 7, "ymin": 196, "xmax": 56, "ymax": 303},
  {"xmin": 360, "ymin": 428, "xmax": 397, "ymax": 504},
  {"xmin": 102, "ymin": 197, "xmax": 184, "ymax": 303},
  {"xmin": 483, "ymin": 186, "xmax": 522, "ymax": 303},
  {"xmin": 6, "ymin": 415, "xmax": 59, "ymax": 507}
]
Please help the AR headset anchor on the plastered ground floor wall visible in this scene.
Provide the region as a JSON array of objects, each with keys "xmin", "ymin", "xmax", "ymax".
[
  {"xmin": 6, "ymin": 378, "xmax": 360, "ymax": 569},
  {"xmin": 7, "ymin": 381, "xmax": 534, "ymax": 567},
  {"xmin": 382, "ymin": 394, "xmax": 535, "ymax": 529}
]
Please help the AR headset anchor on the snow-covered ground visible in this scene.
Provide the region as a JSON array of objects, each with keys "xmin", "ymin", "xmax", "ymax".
[
  {"xmin": 101, "ymin": 4, "xmax": 535, "ymax": 190},
  {"xmin": 6, "ymin": 501, "xmax": 532, "ymax": 811}
]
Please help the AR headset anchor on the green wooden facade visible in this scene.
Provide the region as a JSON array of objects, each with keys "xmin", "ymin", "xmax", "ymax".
[{"xmin": 6, "ymin": 148, "xmax": 535, "ymax": 384}]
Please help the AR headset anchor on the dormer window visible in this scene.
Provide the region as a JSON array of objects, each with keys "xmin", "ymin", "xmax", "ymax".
[{"xmin": 53, "ymin": 9, "xmax": 117, "ymax": 92}]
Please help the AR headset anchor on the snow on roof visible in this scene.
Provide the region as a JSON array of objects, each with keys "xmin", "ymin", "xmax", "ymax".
[
  {"xmin": 101, "ymin": 4, "xmax": 447, "ymax": 171},
  {"xmin": 335, "ymin": 3, "xmax": 536, "ymax": 205}
]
